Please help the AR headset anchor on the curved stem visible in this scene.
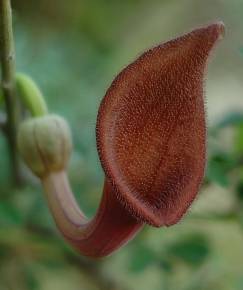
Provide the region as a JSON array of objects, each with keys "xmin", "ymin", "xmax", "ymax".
[
  {"xmin": 42, "ymin": 171, "xmax": 143, "ymax": 258},
  {"xmin": 16, "ymin": 73, "xmax": 48, "ymax": 117}
]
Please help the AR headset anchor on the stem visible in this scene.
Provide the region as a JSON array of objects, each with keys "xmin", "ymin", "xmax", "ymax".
[
  {"xmin": 0, "ymin": 0, "xmax": 21, "ymax": 184},
  {"xmin": 0, "ymin": 112, "xmax": 7, "ymax": 133},
  {"xmin": 42, "ymin": 171, "xmax": 143, "ymax": 257}
]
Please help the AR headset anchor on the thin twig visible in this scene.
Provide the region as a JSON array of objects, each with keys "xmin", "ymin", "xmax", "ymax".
[
  {"xmin": 0, "ymin": 0, "xmax": 21, "ymax": 185},
  {"xmin": 0, "ymin": 112, "xmax": 7, "ymax": 133}
]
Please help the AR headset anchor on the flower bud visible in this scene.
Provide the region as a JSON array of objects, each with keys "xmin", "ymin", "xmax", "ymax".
[{"xmin": 18, "ymin": 114, "xmax": 72, "ymax": 178}]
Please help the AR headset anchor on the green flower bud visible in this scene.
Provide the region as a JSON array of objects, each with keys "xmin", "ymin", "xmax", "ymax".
[
  {"xmin": 18, "ymin": 114, "xmax": 72, "ymax": 178},
  {"xmin": 16, "ymin": 73, "xmax": 48, "ymax": 117}
]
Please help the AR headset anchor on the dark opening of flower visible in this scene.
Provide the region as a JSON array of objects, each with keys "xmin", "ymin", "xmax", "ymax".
[{"xmin": 18, "ymin": 22, "xmax": 225, "ymax": 258}]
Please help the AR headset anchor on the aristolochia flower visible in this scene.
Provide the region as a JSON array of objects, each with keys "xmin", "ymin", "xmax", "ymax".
[{"xmin": 18, "ymin": 22, "xmax": 225, "ymax": 257}]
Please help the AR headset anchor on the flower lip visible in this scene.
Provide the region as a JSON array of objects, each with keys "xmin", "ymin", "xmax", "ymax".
[
  {"xmin": 203, "ymin": 21, "xmax": 225, "ymax": 41},
  {"xmin": 96, "ymin": 22, "xmax": 224, "ymax": 227}
]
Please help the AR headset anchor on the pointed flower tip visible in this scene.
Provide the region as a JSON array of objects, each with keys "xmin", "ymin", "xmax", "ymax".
[
  {"xmin": 214, "ymin": 21, "xmax": 225, "ymax": 37},
  {"xmin": 205, "ymin": 21, "xmax": 225, "ymax": 41},
  {"xmin": 210, "ymin": 20, "xmax": 225, "ymax": 34}
]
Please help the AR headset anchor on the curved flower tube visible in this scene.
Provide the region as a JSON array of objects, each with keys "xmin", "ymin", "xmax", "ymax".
[
  {"xmin": 43, "ymin": 173, "xmax": 142, "ymax": 257},
  {"xmin": 18, "ymin": 22, "xmax": 224, "ymax": 258}
]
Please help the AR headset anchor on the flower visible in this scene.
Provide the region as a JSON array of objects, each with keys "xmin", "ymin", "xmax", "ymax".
[{"xmin": 18, "ymin": 22, "xmax": 225, "ymax": 258}]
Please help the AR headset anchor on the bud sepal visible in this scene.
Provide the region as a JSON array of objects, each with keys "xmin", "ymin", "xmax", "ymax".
[{"xmin": 18, "ymin": 114, "xmax": 72, "ymax": 178}]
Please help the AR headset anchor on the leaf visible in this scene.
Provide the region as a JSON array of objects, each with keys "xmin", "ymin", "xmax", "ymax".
[
  {"xmin": 206, "ymin": 153, "xmax": 235, "ymax": 187},
  {"xmin": 129, "ymin": 243, "xmax": 156, "ymax": 273},
  {"xmin": 236, "ymin": 181, "xmax": 243, "ymax": 201},
  {"xmin": 0, "ymin": 202, "xmax": 23, "ymax": 226},
  {"xmin": 166, "ymin": 233, "xmax": 210, "ymax": 267},
  {"xmin": 213, "ymin": 112, "xmax": 243, "ymax": 130},
  {"xmin": 234, "ymin": 123, "xmax": 243, "ymax": 154},
  {"xmin": 22, "ymin": 263, "xmax": 39, "ymax": 290}
]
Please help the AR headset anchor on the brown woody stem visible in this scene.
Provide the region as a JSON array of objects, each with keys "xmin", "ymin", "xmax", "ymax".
[{"xmin": 42, "ymin": 171, "xmax": 143, "ymax": 258}]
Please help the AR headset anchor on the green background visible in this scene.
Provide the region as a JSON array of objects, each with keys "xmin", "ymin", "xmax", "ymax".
[{"xmin": 1, "ymin": 0, "xmax": 243, "ymax": 289}]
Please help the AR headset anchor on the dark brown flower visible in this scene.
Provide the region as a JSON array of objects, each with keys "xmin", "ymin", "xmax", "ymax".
[{"xmin": 96, "ymin": 22, "xmax": 225, "ymax": 227}]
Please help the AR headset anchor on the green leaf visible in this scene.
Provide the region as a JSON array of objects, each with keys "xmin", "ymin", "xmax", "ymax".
[
  {"xmin": 166, "ymin": 233, "xmax": 210, "ymax": 267},
  {"xmin": 22, "ymin": 263, "xmax": 39, "ymax": 290},
  {"xmin": 206, "ymin": 153, "xmax": 235, "ymax": 187},
  {"xmin": 236, "ymin": 181, "xmax": 243, "ymax": 201},
  {"xmin": 214, "ymin": 112, "xmax": 243, "ymax": 129},
  {"xmin": 234, "ymin": 123, "xmax": 243, "ymax": 154},
  {"xmin": 0, "ymin": 202, "xmax": 23, "ymax": 226},
  {"xmin": 158, "ymin": 258, "xmax": 173, "ymax": 273},
  {"xmin": 129, "ymin": 243, "xmax": 156, "ymax": 273}
]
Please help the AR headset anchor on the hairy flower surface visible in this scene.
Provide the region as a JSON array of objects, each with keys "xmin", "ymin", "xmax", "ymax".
[{"xmin": 96, "ymin": 22, "xmax": 225, "ymax": 227}]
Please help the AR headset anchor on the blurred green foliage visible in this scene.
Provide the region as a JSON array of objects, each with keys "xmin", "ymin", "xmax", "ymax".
[{"xmin": 1, "ymin": 0, "xmax": 243, "ymax": 290}]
